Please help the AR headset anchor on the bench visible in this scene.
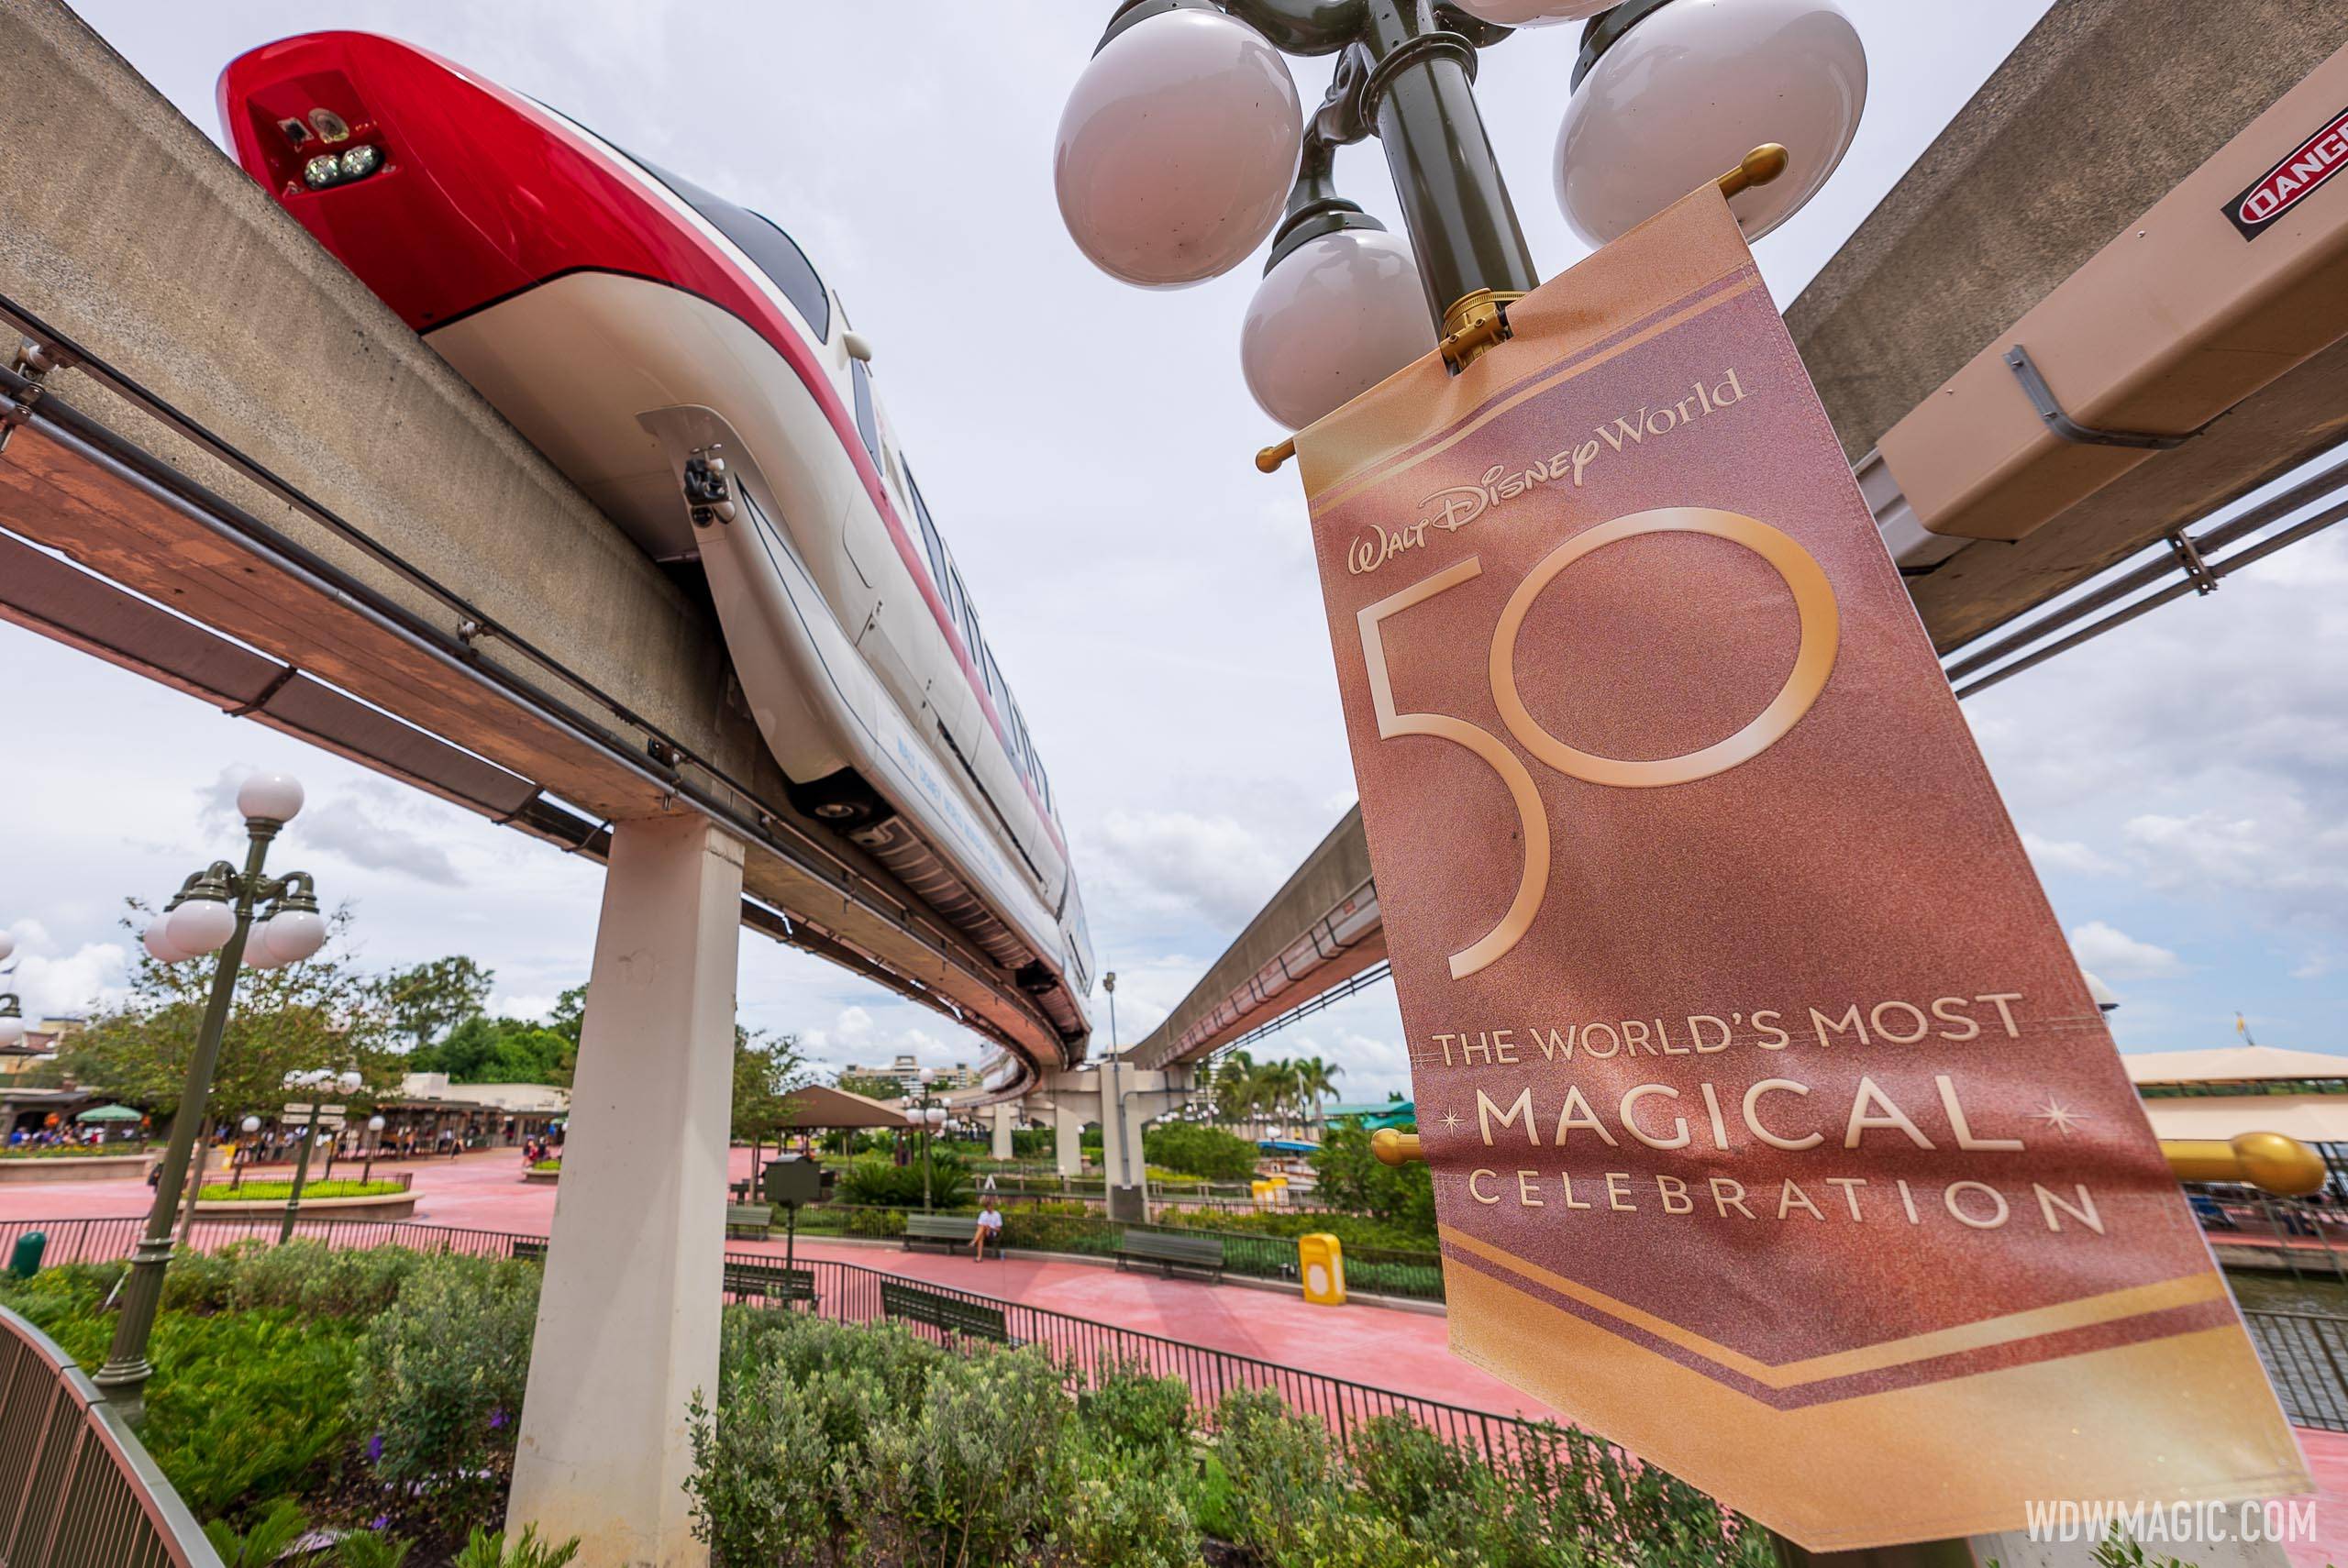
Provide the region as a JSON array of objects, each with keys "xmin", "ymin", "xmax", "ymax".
[
  {"xmin": 901, "ymin": 1212, "xmax": 977, "ymax": 1253},
  {"xmin": 510, "ymin": 1237, "xmax": 547, "ymax": 1265},
  {"xmin": 1115, "ymin": 1229, "xmax": 1224, "ymax": 1284},
  {"xmin": 725, "ymin": 1203, "xmax": 772, "ymax": 1239},
  {"xmin": 880, "ymin": 1278, "xmax": 1015, "ymax": 1344},
  {"xmin": 724, "ymin": 1261, "xmax": 816, "ymax": 1307}
]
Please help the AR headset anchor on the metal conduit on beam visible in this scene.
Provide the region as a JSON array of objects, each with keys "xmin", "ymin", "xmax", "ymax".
[{"xmin": 0, "ymin": 348, "xmax": 1062, "ymax": 1072}]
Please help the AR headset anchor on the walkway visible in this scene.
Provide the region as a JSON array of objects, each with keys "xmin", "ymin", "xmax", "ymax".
[{"xmin": 5, "ymin": 1150, "xmax": 2340, "ymax": 1561}]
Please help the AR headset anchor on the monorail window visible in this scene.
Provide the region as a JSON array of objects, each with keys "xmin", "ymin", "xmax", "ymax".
[
  {"xmin": 635, "ymin": 161, "xmax": 831, "ymax": 341},
  {"xmin": 850, "ymin": 360, "xmax": 881, "ymax": 469},
  {"xmin": 905, "ymin": 465, "xmax": 948, "ymax": 591}
]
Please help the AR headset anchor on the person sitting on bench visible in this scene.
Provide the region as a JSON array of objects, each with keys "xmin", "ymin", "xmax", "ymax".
[{"xmin": 971, "ymin": 1197, "xmax": 1004, "ymax": 1261}]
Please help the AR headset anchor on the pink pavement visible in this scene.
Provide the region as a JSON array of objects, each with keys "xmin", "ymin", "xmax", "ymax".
[{"xmin": 6, "ymin": 1149, "xmax": 2342, "ymax": 1554}]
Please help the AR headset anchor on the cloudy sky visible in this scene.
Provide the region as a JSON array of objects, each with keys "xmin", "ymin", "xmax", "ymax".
[{"xmin": 5, "ymin": 0, "xmax": 2340, "ymax": 1097}]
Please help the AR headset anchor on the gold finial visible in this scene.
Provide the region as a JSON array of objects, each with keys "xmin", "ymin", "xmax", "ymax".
[
  {"xmin": 1371, "ymin": 1128, "xmax": 1424, "ymax": 1167},
  {"xmin": 1257, "ymin": 436, "xmax": 1297, "ymax": 473},
  {"xmin": 1717, "ymin": 143, "xmax": 1790, "ymax": 200}
]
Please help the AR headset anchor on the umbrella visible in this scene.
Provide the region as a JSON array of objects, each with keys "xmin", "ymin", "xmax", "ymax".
[{"xmin": 73, "ymin": 1104, "xmax": 142, "ymax": 1123}]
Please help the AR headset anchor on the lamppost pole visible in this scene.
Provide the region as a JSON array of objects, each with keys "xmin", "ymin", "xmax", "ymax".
[
  {"xmin": 280, "ymin": 1097, "xmax": 325, "ymax": 1245},
  {"xmin": 91, "ymin": 824, "xmax": 272, "ymax": 1420},
  {"xmin": 92, "ymin": 772, "xmax": 326, "ymax": 1421}
]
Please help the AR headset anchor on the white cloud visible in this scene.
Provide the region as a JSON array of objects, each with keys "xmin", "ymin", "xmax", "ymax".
[
  {"xmin": 3, "ymin": 922, "xmax": 131, "ymax": 1021},
  {"xmin": 2068, "ymin": 921, "xmax": 2184, "ymax": 980},
  {"xmin": 1083, "ymin": 810, "xmax": 1294, "ymax": 930},
  {"xmin": 2021, "ymin": 832, "xmax": 2119, "ymax": 877}
]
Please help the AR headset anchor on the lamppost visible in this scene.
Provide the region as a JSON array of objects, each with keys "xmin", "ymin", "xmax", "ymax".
[
  {"xmin": 233, "ymin": 1113, "xmax": 261, "ymax": 1190},
  {"xmin": 93, "ymin": 771, "xmax": 329, "ymax": 1420},
  {"xmin": 0, "ymin": 930, "xmax": 23, "ymax": 1057},
  {"xmin": 1054, "ymin": 0, "xmax": 1866, "ymax": 445},
  {"xmin": 279, "ymin": 1067, "xmax": 363, "ymax": 1244},
  {"xmin": 907, "ymin": 1066, "xmax": 949, "ymax": 1212},
  {"xmin": 361, "ymin": 1112, "xmax": 387, "ymax": 1185}
]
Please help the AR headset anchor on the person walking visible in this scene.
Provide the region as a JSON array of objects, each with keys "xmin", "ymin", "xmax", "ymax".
[{"xmin": 970, "ymin": 1197, "xmax": 1003, "ymax": 1262}]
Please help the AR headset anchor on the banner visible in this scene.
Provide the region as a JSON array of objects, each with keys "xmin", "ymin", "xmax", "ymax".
[{"xmin": 1293, "ymin": 188, "xmax": 2306, "ymax": 1549}]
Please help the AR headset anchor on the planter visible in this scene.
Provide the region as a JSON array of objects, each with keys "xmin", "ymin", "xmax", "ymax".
[
  {"xmin": 523, "ymin": 1166, "xmax": 560, "ymax": 1184},
  {"xmin": 0, "ymin": 1153, "xmax": 153, "ymax": 1184},
  {"xmin": 191, "ymin": 1191, "xmax": 418, "ymax": 1221}
]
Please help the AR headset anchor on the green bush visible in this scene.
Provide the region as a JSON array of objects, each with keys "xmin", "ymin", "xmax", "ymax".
[
  {"xmin": 1076, "ymin": 1360, "xmax": 1194, "ymax": 1456},
  {"xmin": 1308, "ymin": 1121, "xmax": 1435, "ymax": 1238},
  {"xmin": 1143, "ymin": 1121, "xmax": 1261, "ymax": 1182},
  {"xmin": 1055, "ymin": 1435, "xmax": 1202, "ymax": 1568},
  {"xmin": 995, "ymin": 1200, "xmax": 1115, "ymax": 1255},
  {"xmin": 449, "ymin": 1523, "xmax": 581, "ymax": 1567},
  {"xmin": 844, "ymin": 1205, "xmax": 907, "ymax": 1238},
  {"xmin": 835, "ymin": 1153, "xmax": 972, "ymax": 1210},
  {"xmin": 360, "ymin": 1254, "xmax": 541, "ymax": 1527}
]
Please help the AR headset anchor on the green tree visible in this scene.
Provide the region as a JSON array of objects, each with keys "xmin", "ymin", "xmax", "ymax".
[
  {"xmin": 1308, "ymin": 1121, "xmax": 1434, "ymax": 1238},
  {"xmin": 1293, "ymin": 1055, "xmax": 1342, "ymax": 1132},
  {"xmin": 732, "ymin": 1029, "xmax": 808, "ymax": 1181},
  {"xmin": 55, "ymin": 904, "xmax": 402, "ymax": 1130},
  {"xmin": 410, "ymin": 1015, "xmax": 575, "ymax": 1087},
  {"xmin": 547, "ymin": 984, "xmax": 587, "ymax": 1045},
  {"xmin": 371, "ymin": 956, "xmax": 494, "ymax": 1049},
  {"xmin": 833, "ymin": 1070, "xmax": 904, "ymax": 1103}
]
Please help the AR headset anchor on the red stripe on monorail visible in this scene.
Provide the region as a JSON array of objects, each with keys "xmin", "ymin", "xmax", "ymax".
[{"xmin": 218, "ymin": 31, "xmax": 1067, "ymax": 860}]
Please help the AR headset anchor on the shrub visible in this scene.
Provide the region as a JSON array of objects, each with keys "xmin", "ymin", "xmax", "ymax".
[
  {"xmin": 843, "ymin": 1205, "xmax": 906, "ymax": 1238},
  {"xmin": 204, "ymin": 1498, "xmax": 310, "ymax": 1567},
  {"xmin": 995, "ymin": 1200, "xmax": 1114, "ymax": 1255},
  {"xmin": 197, "ymin": 1178, "xmax": 407, "ymax": 1200},
  {"xmin": 1143, "ymin": 1121, "xmax": 1260, "ymax": 1182},
  {"xmin": 449, "ymin": 1524, "xmax": 581, "ymax": 1568},
  {"xmin": 1308, "ymin": 1122, "xmax": 1435, "ymax": 1237},
  {"xmin": 859, "ymin": 1345, "xmax": 1075, "ymax": 1565},
  {"xmin": 1076, "ymin": 1361, "xmax": 1194, "ymax": 1457},
  {"xmin": 1213, "ymin": 1387, "xmax": 1346, "ymax": 1562},
  {"xmin": 331, "ymin": 1529, "xmax": 415, "ymax": 1568},
  {"xmin": 360, "ymin": 1254, "xmax": 541, "ymax": 1526},
  {"xmin": 1055, "ymin": 1434, "xmax": 1202, "ymax": 1568},
  {"xmin": 836, "ymin": 1153, "xmax": 972, "ymax": 1210}
]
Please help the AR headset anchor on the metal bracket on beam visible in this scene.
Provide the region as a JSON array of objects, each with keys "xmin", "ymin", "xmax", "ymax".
[
  {"xmin": 0, "ymin": 337, "xmax": 72, "ymax": 456},
  {"xmin": 2003, "ymin": 345, "xmax": 2193, "ymax": 451},
  {"xmin": 2166, "ymin": 527, "xmax": 2220, "ymax": 595}
]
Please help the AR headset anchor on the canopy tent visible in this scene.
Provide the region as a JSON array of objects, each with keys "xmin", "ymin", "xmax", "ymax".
[
  {"xmin": 1324, "ymin": 1099, "xmax": 1415, "ymax": 1131},
  {"xmin": 72, "ymin": 1104, "xmax": 141, "ymax": 1123},
  {"xmin": 2123, "ymin": 1045, "xmax": 2348, "ymax": 1087},
  {"xmin": 778, "ymin": 1083, "xmax": 918, "ymax": 1130},
  {"xmin": 1258, "ymin": 1138, "xmax": 1318, "ymax": 1154},
  {"xmin": 2139, "ymin": 1095, "xmax": 2348, "ymax": 1146}
]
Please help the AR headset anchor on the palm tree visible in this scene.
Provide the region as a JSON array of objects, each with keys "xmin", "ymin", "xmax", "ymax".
[{"xmin": 1294, "ymin": 1056, "xmax": 1342, "ymax": 1135}]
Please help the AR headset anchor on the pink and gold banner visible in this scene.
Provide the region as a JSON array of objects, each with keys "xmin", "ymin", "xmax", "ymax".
[{"xmin": 1293, "ymin": 188, "xmax": 2306, "ymax": 1548}]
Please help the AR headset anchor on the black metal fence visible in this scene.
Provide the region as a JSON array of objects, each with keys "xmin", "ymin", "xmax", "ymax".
[
  {"xmin": 0, "ymin": 1215, "xmax": 1525, "ymax": 1465},
  {"xmin": 2240, "ymin": 1309, "xmax": 2348, "ymax": 1430},
  {"xmin": 751, "ymin": 1251, "xmax": 1537, "ymax": 1463},
  {"xmin": 784, "ymin": 1201, "xmax": 1446, "ymax": 1301}
]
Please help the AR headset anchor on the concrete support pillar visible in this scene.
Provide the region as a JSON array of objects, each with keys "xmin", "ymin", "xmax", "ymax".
[
  {"xmin": 1099, "ymin": 1065, "xmax": 1146, "ymax": 1223},
  {"xmin": 991, "ymin": 1103, "xmax": 1014, "ymax": 1160},
  {"xmin": 507, "ymin": 816, "xmax": 744, "ymax": 1568},
  {"xmin": 1053, "ymin": 1103, "xmax": 1083, "ymax": 1178}
]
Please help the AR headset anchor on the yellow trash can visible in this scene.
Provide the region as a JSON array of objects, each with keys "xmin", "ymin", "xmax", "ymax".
[{"xmin": 1299, "ymin": 1232, "xmax": 1346, "ymax": 1307}]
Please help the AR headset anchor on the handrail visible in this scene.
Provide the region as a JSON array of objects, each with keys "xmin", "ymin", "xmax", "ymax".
[{"xmin": 0, "ymin": 1302, "xmax": 224, "ymax": 1567}]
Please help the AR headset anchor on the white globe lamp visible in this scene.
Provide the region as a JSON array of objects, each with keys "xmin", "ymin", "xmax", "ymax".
[
  {"xmin": 1556, "ymin": 0, "xmax": 1866, "ymax": 245},
  {"xmin": 1243, "ymin": 227, "xmax": 1435, "ymax": 429},
  {"xmin": 1056, "ymin": 5, "xmax": 1302, "ymax": 287},
  {"xmin": 925, "ymin": 1106, "xmax": 948, "ymax": 1129},
  {"xmin": 242, "ymin": 936, "xmax": 289, "ymax": 971},
  {"xmin": 260, "ymin": 907, "xmax": 327, "ymax": 965},
  {"xmin": 1451, "ymin": 0, "xmax": 1614, "ymax": 23},
  {"xmin": 165, "ymin": 895, "xmax": 238, "ymax": 956},
  {"xmin": 0, "ymin": 1016, "xmax": 23, "ymax": 1049},
  {"xmin": 0, "ymin": 932, "xmax": 13, "ymax": 962},
  {"xmin": 241, "ymin": 1115, "xmax": 261, "ymax": 1134},
  {"xmin": 235, "ymin": 770, "xmax": 305, "ymax": 824},
  {"xmin": 369, "ymin": 1114, "xmax": 387, "ymax": 1132},
  {"xmin": 338, "ymin": 1069, "xmax": 364, "ymax": 1095},
  {"xmin": 141, "ymin": 920, "xmax": 194, "ymax": 966}
]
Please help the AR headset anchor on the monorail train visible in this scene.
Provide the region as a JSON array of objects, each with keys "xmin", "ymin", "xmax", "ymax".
[{"xmin": 219, "ymin": 33, "xmax": 1095, "ymax": 1066}]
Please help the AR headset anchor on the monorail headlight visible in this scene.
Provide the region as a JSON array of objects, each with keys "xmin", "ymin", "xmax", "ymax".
[
  {"xmin": 302, "ymin": 154, "xmax": 342, "ymax": 190},
  {"xmin": 339, "ymin": 144, "xmax": 382, "ymax": 181},
  {"xmin": 303, "ymin": 144, "xmax": 385, "ymax": 192}
]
